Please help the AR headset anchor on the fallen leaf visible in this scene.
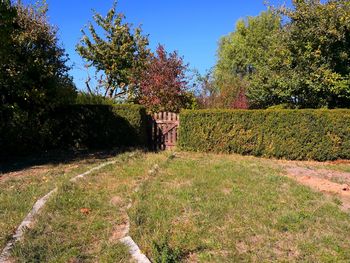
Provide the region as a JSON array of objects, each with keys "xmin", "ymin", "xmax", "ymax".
[{"xmin": 80, "ymin": 208, "xmax": 91, "ymax": 215}]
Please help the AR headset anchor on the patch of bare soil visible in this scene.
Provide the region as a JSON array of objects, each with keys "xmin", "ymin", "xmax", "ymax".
[
  {"xmin": 164, "ymin": 179, "xmax": 193, "ymax": 189},
  {"xmin": 185, "ymin": 252, "xmax": 199, "ymax": 263},
  {"xmin": 286, "ymin": 167, "xmax": 350, "ymax": 184},
  {"xmin": 109, "ymin": 196, "xmax": 130, "ymax": 242},
  {"xmin": 327, "ymin": 160, "xmax": 350, "ymax": 165},
  {"xmin": 109, "ymin": 216, "xmax": 130, "ymax": 241},
  {"xmin": 222, "ymin": 187, "xmax": 232, "ymax": 195},
  {"xmin": 285, "ymin": 167, "xmax": 350, "ymax": 211},
  {"xmin": 110, "ymin": 196, "xmax": 125, "ymax": 207}
]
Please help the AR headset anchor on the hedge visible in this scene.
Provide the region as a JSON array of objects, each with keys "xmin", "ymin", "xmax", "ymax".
[
  {"xmin": 178, "ymin": 109, "xmax": 350, "ymax": 161},
  {"xmin": 0, "ymin": 104, "xmax": 148, "ymax": 158}
]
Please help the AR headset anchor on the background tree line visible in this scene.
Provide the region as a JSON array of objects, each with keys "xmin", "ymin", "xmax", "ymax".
[
  {"xmin": 2, "ymin": 0, "xmax": 350, "ymax": 126},
  {"xmin": 211, "ymin": 0, "xmax": 350, "ymax": 109},
  {"xmin": 0, "ymin": 0, "xmax": 195, "ymax": 118},
  {"xmin": 0, "ymin": 0, "xmax": 195, "ymax": 157}
]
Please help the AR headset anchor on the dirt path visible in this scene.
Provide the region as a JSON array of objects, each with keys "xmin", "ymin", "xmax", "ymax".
[{"xmin": 283, "ymin": 166, "xmax": 350, "ymax": 211}]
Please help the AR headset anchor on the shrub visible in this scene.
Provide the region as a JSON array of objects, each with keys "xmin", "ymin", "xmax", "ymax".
[
  {"xmin": 178, "ymin": 109, "xmax": 350, "ymax": 161},
  {"xmin": 75, "ymin": 93, "xmax": 115, "ymax": 105},
  {"xmin": 0, "ymin": 104, "xmax": 148, "ymax": 159}
]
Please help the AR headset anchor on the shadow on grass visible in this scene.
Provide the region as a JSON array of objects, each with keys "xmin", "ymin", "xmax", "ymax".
[{"xmin": 0, "ymin": 148, "xmax": 138, "ymax": 174}]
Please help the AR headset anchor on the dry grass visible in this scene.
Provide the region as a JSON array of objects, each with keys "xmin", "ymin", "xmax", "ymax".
[
  {"xmin": 11, "ymin": 151, "xmax": 170, "ymax": 262},
  {"xmin": 0, "ymin": 154, "xmax": 115, "ymax": 250},
  {"xmin": 3, "ymin": 151, "xmax": 350, "ymax": 262},
  {"xmin": 130, "ymin": 152, "xmax": 350, "ymax": 262}
]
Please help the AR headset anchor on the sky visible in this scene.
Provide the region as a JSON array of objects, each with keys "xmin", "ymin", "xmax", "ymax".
[{"xmin": 23, "ymin": 0, "xmax": 290, "ymax": 91}]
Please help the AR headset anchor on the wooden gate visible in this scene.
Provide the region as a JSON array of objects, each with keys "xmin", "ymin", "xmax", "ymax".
[{"xmin": 151, "ymin": 112, "xmax": 179, "ymax": 151}]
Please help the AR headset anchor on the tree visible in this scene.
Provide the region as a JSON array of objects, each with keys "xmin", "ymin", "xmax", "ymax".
[
  {"xmin": 216, "ymin": 1, "xmax": 350, "ymax": 109},
  {"xmin": 0, "ymin": 0, "xmax": 17, "ymax": 107},
  {"xmin": 76, "ymin": 1, "xmax": 150, "ymax": 100},
  {"xmin": 279, "ymin": 0, "xmax": 350, "ymax": 108},
  {"xmin": 0, "ymin": 0, "xmax": 76, "ymax": 156},
  {"xmin": 215, "ymin": 10, "xmax": 286, "ymax": 109},
  {"xmin": 194, "ymin": 69, "xmax": 248, "ymax": 109},
  {"xmin": 0, "ymin": 0, "xmax": 76, "ymax": 111},
  {"xmin": 138, "ymin": 45, "xmax": 194, "ymax": 113},
  {"xmin": 193, "ymin": 69, "xmax": 219, "ymax": 108}
]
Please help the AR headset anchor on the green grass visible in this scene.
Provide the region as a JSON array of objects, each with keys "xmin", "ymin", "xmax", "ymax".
[
  {"xmin": 130, "ymin": 152, "xmax": 350, "ymax": 262},
  {"xmin": 4, "ymin": 151, "xmax": 350, "ymax": 262},
  {"xmin": 0, "ymin": 155, "xmax": 116, "ymax": 251},
  {"xmin": 11, "ymin": 151, "xmax": 169, "ymax": 262}
]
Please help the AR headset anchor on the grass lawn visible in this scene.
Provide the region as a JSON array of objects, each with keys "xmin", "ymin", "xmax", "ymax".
[
  {"xmin": 0, "ymin": 152, "xmax": 120, "ymax": 251},
  {"xmin": 130, "ymin": 153, "xmax": 350, "ymax": 262},
  {"xmin": 10, "ymin": 151, "xmax": 169, "ymax": 262},
  {"xmin": 2, "ymin": 151, "xmax": 350, "ymax": 262}
]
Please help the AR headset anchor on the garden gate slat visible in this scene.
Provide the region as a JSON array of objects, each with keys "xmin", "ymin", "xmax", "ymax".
[{"xmin": 151, "ymin": 112, "xmax": 179, "ymax": 151}]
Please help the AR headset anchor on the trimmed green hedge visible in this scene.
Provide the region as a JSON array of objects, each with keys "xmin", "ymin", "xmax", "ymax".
[
  {"xmin": 0, "ymin": 104, "xmax": 148, "ymax": 158},
  {"xmin": 178, "ymin": 109, "xmax": 350, "ymax": 161}
]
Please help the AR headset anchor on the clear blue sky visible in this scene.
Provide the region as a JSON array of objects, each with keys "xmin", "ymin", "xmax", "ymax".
[{"xmin": 24, "ymin": 0, "xmax": 289, "ymax": 91}]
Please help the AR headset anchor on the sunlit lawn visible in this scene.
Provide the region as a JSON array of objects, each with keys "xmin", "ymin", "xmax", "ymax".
[
  {"xmin": 130, "ymin": 152, "xmax": 350, "ymax": 262},
  {"xmin": 2, "ymin": 151, "xmax": 350, "ymax": 262},
  {"xmin": 0, "ymin": 154, "xmax": 116, "ymax": 250}
]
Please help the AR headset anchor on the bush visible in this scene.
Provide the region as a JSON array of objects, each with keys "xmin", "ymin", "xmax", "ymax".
[
  {"xmin": 0, "ymin": 104, "xmax": 148, "ymax": 159},
  {"xmin": 75, "ymin": 93, "xmax": 115, "ymax": 105},
  {"xmin": 178, "ymin": 109, "xmax": 350, "ymax": 161}
]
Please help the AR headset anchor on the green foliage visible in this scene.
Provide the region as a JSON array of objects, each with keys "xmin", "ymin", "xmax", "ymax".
[
  {"xmin": 178, "ymin": 109, "xmax": 350, "ymax": 161},
  {"xmin": 195, "ymin": 69, "xmax": 249, "ymax": 109},
  {"xmin": 182, "ymin": 92, "xmax": 199, "ymax": 110},
  {"xmin": 110, "ymin": 104, "xmax": 149, "ymax": 146},
  {"xmin": 0, "ymin": 0, "xmax": 77, "ymax": 160},
  {"xmin": 215, "ymin": 10, "xmax": 284, "ymax": 108},
  {"xmin": 76, "ymin": 1, "xmax": 150, "ymax": 100},
  {"xmin": 280, "ymin": 0, "xmax": 350, "ymax": 108},
  {"xmin": 0, "ymin": 1, "xmax": 16, "ymax": 72},
  {"xmin": 215, "ymin": 10, "xmax": 282, "ymax": 81},
  {"xmin": 152, "ymin": 236, "xmax": 182, "ymax": 263},
  {"xmin": 215, "ymin": 1, "xmax": 350, "ymax": 109},
  {"xmin": 48, "ymin": 105, "xmax": 148, "ymax": 150},
  {"xmin": 0, "ymin": 0, "xmax": 76, "ymax": 110},
  {"xmin": 75, "ymin": 92, "xmax": 115, "ymax": 105},
  {"xmin": 0, "ymin": 105, "xmax": 148, "ymax": 158}
]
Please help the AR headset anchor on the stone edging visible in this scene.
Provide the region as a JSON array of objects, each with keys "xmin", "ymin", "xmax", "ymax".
[
  {"xmin": 0, "ymin": 158, "xmax": 120, "ymax": 263},
  {"xmin": 0, "ymin": 152, "xmax": 175, "ymax": 263},
  {"xmin": 119, "ymin": 152, "xmax": 176, "ymax": 263}
]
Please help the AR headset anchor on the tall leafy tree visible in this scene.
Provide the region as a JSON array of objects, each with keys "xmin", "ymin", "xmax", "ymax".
[
  {"xmin": 1, "ymin": 0, "xmax": 76, "ymax": 156},
  {"xmin": 0, "ymin": 0, "xmax": 76, "ymax": 111},
  {"xmin": 138, "ymin": 45, "xmax": 194, "ymax": 113},
  {"xmin": 280, "ymin": 0, "xmax": 350, "ymax": 108},
  {"xmin": 216, "ymin": 1, "xmax": 350, "ymax": 109},
  {"xmin": 215, "ymin": 10, "xmax": 287, "ymax": 108},
  {"xmin": 193, "ymin": 69, "xmax": 219, "ymax": 109},
  {"xmin": 76, "ymin": 1, "xmax": 150, "ymax": 100},
  {"xmin": 0, "ymin": 0, "xmax": 17, "ymax": 108}
]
